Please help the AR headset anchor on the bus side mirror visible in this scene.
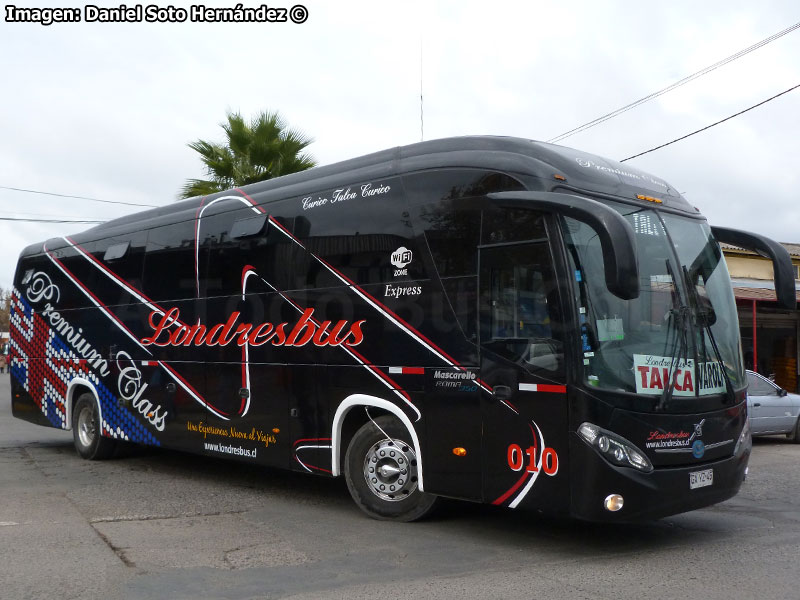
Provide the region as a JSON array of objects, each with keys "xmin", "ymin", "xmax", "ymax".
[
  {"xmin": 711, "ymin": 226, "xmax": 796, "ymax": 310},
  {"xmin": 694, "ymin": 294, "xmax": 717, "ymax": 327},
  {"xmin": 488, "ymin": 191, "xmax": 640, "ymax": 300}
]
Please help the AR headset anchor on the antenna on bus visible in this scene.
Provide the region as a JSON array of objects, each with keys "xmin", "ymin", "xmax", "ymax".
[{"xmin": 420, "ymin": 33, "xmax": 424, "ymax": 142}]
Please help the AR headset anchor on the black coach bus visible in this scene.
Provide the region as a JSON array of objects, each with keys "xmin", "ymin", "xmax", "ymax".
[{"xmin": 8, "ymin": 137, "xmax": 795, "ymax": 521}]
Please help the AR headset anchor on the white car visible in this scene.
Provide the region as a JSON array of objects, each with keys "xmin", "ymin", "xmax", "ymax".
[{"xmin": 746, "ymin": 370, "xmax": 800, "ymax": 442}]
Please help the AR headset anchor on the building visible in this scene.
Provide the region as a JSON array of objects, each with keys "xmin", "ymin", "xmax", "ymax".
[{"xmin": 723, "ymin": 242, "xmax": 800, "ymax": 392}]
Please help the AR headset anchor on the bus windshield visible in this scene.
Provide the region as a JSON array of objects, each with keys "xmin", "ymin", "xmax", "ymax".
[{"xmin": 563, "ymin": 200, "xmax": 745, "ymax": 398}]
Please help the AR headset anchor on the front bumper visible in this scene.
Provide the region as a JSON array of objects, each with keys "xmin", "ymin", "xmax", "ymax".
[{"xmin": 569, "ymin": 434, "xmax": 750, "ymax": 522}]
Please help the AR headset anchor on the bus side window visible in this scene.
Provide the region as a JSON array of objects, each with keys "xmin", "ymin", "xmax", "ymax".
[
  {"xmin": 480, "ymin": 243, "xmax": 564, "ymax": 377},
  {"xmin": 265, "ymin": 212, "xmax": 307, "ymax": 292},
  {"xmin": 49, "ymin": 239, "xmax": 94, "ymax": 310},
  {"xmin": 199, "ymin": 205, "xmax": 265, "ymax": 298},
  {"xmin": 289, "ymin": 180, "xmax": 421, "ymax": 289},
  {"xmin": 489, "ymin": 265, "xmax": 553, "ymax": 340},
  {"xmin": 481, "ymin": 208, "xmax": 547, "ymax": 245},
  {"xmin": 142, "ymin": 222, "xmax": 197, "ymax": 303},
  {"xmin": 441, "ymin": 276, "xmax": 478, "ymax": 342},
  {"xmin": 87, "ymin": 232, "xmax": 146, "ymax": 306},
  {"xmin": 406, "ymin": 170, "xmax": 525, "ymax": 343}
]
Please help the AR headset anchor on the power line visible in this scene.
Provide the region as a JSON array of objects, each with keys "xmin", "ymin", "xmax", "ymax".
[
  {"xmin": 548, "ymin": 21, "xmax": 800, "ymax": 144},
  {"xmin": 620, "ymin": 82, "xmax": 800, "ymax": 162},
  {"xmin": 6, "ymin": 210, "xmax": 104, "ymax": 219},
  {"xmin": 0, "ymin": 185, "xmax": 159, "ymax": 208},
  {"xmin": 0, "ymin": 216, "xmax": 105, "ymax": 224}
]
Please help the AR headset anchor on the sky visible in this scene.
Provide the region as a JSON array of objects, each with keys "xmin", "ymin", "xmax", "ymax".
[{"xmin": 1, "ymin": 0, "xmax": 799, "ymax": 292}]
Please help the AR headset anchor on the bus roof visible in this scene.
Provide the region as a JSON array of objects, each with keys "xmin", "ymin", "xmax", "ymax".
[{"xmin": 31, "ymin": 136, "xmax": 698, "ymax": 252}]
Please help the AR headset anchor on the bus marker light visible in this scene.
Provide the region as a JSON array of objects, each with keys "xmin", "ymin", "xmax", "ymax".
[
  {"xmin": 636, "ymin": 194, "xmax": 662, "ymax": 204},
  {"xmin": 272, "ymin": 428, "xmax": 280, "ymax": 434},
  {"xmin": 604, "ymin": 494, "xmax": 624, "ymax": 512},
  {"xmin": 554, "ymin": 174, "xmax": 566, "ymax": 181},
  {"xmin": 453, "ymin": 447, "xmax": 467, "ymax": 457}
]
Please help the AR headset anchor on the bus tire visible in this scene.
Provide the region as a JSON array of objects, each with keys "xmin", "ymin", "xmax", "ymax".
[
  {"xmin": 344, "ymin": 415, "xmax": 438, "ymax": 522},
  {"xmin": 72, "ymin": 393, "xmax": 116, "ymax": 460}
]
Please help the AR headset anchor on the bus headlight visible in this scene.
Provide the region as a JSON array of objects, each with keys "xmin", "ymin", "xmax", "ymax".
[
  {"xmin": 578, "ymin": 422, "xmax": 654, "ymax": 473},
  {"xmin": 734, "ymin": 418, "xmax": 751, "ymax": 456}
]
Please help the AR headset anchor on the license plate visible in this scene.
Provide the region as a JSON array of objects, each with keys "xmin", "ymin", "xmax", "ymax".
[{"xmin": 689, "ymin": 468, "xmax": 713, "ymax": 489}]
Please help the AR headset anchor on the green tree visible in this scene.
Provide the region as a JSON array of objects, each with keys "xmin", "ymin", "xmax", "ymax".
[{"xmin": 180, "ymin": 110, "xmax": 316, "ymax": 199}]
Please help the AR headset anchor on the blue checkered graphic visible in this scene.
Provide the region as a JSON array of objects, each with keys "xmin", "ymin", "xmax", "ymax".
[
  {"xmin": 11, "ymin": 292, "xmax": 160, "ymax": 447},
  {"xmin": 10, "ymin": 357, "xmax": 27, "ymax": 388},
  {"xmin": 96, "ymin": 379, "xmax": 160, "ymax": 446}
]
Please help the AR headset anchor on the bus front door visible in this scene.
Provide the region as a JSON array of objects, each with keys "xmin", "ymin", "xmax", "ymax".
[{"xmin": 479, "ymin": 242, "xmax": 570, "ymax": 511}]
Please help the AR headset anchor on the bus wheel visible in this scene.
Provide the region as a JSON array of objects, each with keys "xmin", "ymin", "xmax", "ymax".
[
  {"xmin": 72, "ymin": 393, "xmax": 116, "ymax": 460},
  {"xmin": 344, "ymin": 415, "xmax": 438, "ymax": 522}
]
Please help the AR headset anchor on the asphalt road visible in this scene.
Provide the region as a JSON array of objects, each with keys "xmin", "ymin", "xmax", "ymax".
[{"xmin": 2, "ymin": 374, "xmax": 800, "ymax": 600}]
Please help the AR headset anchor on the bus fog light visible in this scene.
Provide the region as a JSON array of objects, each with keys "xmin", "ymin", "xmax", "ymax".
[{"xmin": 604, "ymin": 494, "xmax": 624, "ymax": 512}]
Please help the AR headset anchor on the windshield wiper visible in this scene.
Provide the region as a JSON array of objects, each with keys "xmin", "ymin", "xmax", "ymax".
[
  {"xmin": 655, "ymin": 259, "xmax": 690, "ymax": 412},
  {"xmin": 683, "ymin": 265, "xmax": 735, "ymax": 402}
]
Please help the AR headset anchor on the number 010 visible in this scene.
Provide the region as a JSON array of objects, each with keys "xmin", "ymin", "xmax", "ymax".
[{"xmin": 507, "ymin": 443, "xmax": 558, "ymax": 476}]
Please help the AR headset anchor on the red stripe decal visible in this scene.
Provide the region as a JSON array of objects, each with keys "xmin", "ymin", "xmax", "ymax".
[
  {"xmin": 234, "ymin": 188, "xmax": 266, "ymax": 213},
  {"xmin": 477, "ymin": 379, "xmax": 493, "ymax": 392},
  {"xmin": 492, "ymin": 471, "xmax": 530, "ymax": 506},
  {"xmin": 241, "ymin": 265, "xmax": 256, "ymax": 288},
  {"xmin": 293, "ymin": 437, "xmax": 332, "ymax": 447},
  {"xmin": 493, "ymin": 423, "xmax": 541, "ymax": 506},
  {"xmin": 194, "ymin": 197, "xmax": 206, "ymax": 297},
  {"xmin": 294, "ymin": 455, "xmax": 333, "ymax": 474},
  {"xmin": 537, "ymin": 384, "xmax": 567, "ymax": 394},
  {"xmin": 402, "ymin": 367, "xmax": 425, "ymax": 375}
]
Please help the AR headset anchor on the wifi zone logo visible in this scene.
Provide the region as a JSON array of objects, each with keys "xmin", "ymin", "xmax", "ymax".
[{"xmin": 391, "ymin": 247, "xmax": 412, "ymax": 276}]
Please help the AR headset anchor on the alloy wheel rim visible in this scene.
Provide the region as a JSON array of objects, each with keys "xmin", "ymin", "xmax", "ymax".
[
  {"xmin": 363, "ymin": 437, "xmax": 418, "ymax": 501},
  {"xmin": 77, "ymin": 405, "xmax": 96, "ymax": 448}
]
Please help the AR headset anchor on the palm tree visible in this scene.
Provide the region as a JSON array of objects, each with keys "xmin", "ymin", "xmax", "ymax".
[{"xmin": 180, "ymin": 110, "xmax": 316, "ymax": 199}]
